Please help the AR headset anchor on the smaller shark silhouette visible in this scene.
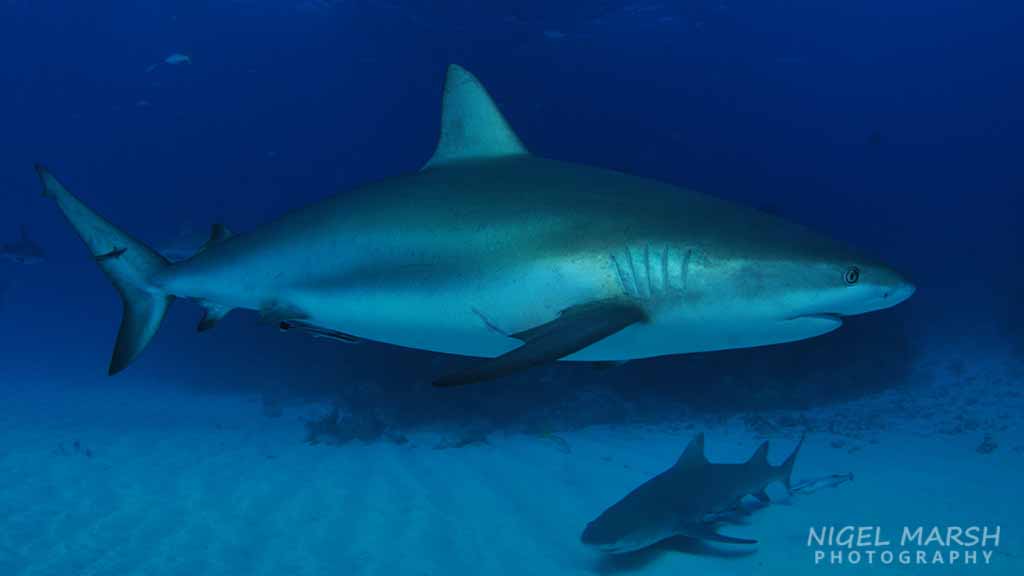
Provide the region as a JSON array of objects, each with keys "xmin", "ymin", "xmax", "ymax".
[
  {"xmin": 581, "ymin": 433, "xmax": 804, "ymax": 554},
  {"xmin": 0, "ymin": 226, "xmax": 45, "ymax": 265}
]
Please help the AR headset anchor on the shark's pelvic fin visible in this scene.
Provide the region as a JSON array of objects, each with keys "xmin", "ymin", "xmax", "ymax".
[
  {"xmin": 675, "ymin": 433, "xmax": 706, "ymax": 468},
  {"xmin": 423, "ymin": 64, "xmax": 528, "ymax": 169},
  {"xmin": 432, "ymin": 299, "xmax": 645, "ymax": 387},
  {"xmin": 36, "ymin": 165, "xmax": 173, "ymax": 374}
]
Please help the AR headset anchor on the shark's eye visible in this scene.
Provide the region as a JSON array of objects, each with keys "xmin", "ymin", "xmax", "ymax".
[{"xmin": 844, "ymin": 266, "xmax": 860, "ymax": 285}]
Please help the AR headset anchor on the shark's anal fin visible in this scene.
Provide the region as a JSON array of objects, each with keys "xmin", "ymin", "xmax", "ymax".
[{"xmin": 433, "ymin": 299, "xmax": 646, "ymax": 387}]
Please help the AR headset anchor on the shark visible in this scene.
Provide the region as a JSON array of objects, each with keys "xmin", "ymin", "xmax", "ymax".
[
  {"xmin": 35, "ymin": 64, "xmax": 914, "ymax": 383},
  {"xmin": 146, "ymin": 53, "xmax": 191, "ymax": 73},
  {"xmin": 581, "ymin": 433, "xmax": 803, "ymax": 553},
  {"xmin": 0, "ymin": 226, "xmax": 46, "ymax": 265}
]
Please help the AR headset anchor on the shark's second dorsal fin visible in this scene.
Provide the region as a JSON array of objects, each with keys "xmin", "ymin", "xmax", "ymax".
[
  {"xmin": 748, "ymin": 441, "xmax": 770, "ymax": 466},
  {"xmin": 423, "ymin": 64, "xmax": 528, "ymax": 170},
  {"xmin": 675, "ymin": 433, "xmax": 706, "ymax": 468}
]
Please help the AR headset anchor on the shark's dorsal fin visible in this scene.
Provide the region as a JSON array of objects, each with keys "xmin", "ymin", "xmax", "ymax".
[
  {"xmin": 749, "ymin": 440, "xmax": 770, "ymax": 466},
  {"xmin": 423, "ymin": 64, "xmax": 528, "ymax": 169},
  {"xmin": 675, "ymin": 433, "xmax": 706, "ymax": 468}
]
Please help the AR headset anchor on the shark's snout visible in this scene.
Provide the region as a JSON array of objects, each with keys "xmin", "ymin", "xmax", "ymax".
[
  {"xmin": 885, "ymin": 281, "xmax": 916, "ymax": 305},
  {"xmin": 580, "ymin": 522, "xmax": 603, "ymax": 546}
]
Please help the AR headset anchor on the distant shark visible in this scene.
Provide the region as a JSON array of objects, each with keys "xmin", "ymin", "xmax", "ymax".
[
  {"xmin": 35, "ymin": 64, "xmax": 914, "ymax": 383},
  {"xmin": 0, "ymin": 226, "xmax": 45, "ymax": 265},
  {"xmin": 145, "ymin": 53, "xmax": 191, "ymax": 73},
  {"xmin": 581, "ymin": 433, "xmax": 803, "ymax": 553}
]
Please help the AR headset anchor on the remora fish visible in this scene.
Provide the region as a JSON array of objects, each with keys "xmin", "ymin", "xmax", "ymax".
[
  {"xmin": 581, "ymin": 433, "xmax": 803, "ymax": 553},
  {"xmin": 36, "ymin": 64, "xmax": 914, "ymax": 383}
]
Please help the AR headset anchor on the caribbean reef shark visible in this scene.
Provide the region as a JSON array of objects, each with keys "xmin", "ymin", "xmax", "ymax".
[
  {"xmin": 35, "ymin": 64, "xmax": 914, "ymax": 384},
  {"xmin": 0, "ymin": 226, "xmax": 45, "ymax": 265},
  {"xmin": 581, "ymin": 433, "xmax": 803, "ymax": 553}
]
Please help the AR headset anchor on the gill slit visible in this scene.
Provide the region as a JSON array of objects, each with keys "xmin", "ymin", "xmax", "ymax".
[
  {"xmin": 610, "ymin": 253, "xmax": 630, "ymax": 296},
  {"xmin": 681, "ymin": 248, "xmax": 692, "ymax": 293},
  {"xmin": 644, "ymin": 243, "xmax": 653, "ymax": 297},
  {"xmin": 626, "ymin": 246, "xmax": 640, "ymax": 297}
]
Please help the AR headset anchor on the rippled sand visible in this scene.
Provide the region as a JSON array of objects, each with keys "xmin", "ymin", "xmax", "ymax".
[{"xmin": 0, "ymin": 378, "xmax": 1020, "ymax": 575}]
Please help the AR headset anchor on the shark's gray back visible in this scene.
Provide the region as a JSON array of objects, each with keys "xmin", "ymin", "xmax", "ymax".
[{"xmin": 167, "ymin": 154, "xmax": 854, "ymax": 297}]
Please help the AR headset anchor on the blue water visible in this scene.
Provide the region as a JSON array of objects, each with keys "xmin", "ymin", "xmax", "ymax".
[{"xmin": 1, "ymin": 2, "xmax": 1021, "ymax": 574}]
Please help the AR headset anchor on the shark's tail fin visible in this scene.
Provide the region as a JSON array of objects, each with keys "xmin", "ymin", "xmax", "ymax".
[
  {"xmin": 35, "ymin": 165, "xmax": 173, "ymax": 375},
  {"xmin": 780, "ymin": 433, "xmax": 806, "ymax": 492}
]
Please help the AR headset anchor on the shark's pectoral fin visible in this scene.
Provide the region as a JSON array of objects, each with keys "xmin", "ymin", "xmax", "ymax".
[
  {"xmin": 433, "ymin": 299, "xmax": 646, "ymax": 387},
  {"xmin": 753, "ymin": 488, "xmax": 771, "ymax": 503}
]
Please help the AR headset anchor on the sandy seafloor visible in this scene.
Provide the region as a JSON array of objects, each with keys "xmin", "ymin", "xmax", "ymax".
[{"xmin": 1, "ymin": 346, "xmax": 1022, "ymax": 576}]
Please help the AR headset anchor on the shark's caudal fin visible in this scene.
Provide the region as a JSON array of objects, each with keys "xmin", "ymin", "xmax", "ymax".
[
  {"xmin": 35, "ymin": 165, "xmax": 172, "ymax": 375},
  {"xmin": 780, "ymin": 433, "xmax": 806, "ymax": 491},
  {"xmin": 422, "ymin": 64, "xmax": 528, "ymax": 169}
]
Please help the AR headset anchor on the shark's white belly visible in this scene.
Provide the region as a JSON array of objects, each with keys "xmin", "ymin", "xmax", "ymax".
[
  {"xmin": 288, "ymin": 257, "xmax": 608, "ymax": 358},
  {"xmin": 282, "ymin": 254, "xmax": 841, "ymax": 361}
]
